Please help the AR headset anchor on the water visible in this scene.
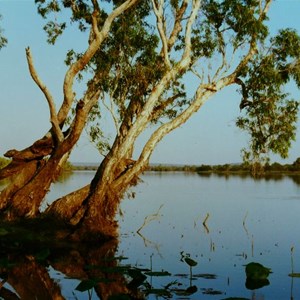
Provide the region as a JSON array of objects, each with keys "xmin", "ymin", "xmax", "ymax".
[
  {"xmin": 117, "ymin": 172, "xmax": 300, "ymax": 299},
  {"xmin": 2, "ymin": 171, "xmax": 300, "ymax": 299}
]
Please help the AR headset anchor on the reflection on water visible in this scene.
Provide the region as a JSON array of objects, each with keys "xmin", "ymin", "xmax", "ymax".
[{"xmin": 2, "ymin": 172, "xmax": 300, "ymax": 299}]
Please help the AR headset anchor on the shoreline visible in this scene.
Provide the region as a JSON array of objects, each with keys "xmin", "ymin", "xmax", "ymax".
[{"xmin": 69, "ymin": 162, "xmax": 300, "ymax": 176}]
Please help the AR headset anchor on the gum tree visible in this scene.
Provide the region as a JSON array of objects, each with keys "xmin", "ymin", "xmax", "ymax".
[{"xmin": 1, "ymin": 0, "xmax": 300, "ymax": 240}]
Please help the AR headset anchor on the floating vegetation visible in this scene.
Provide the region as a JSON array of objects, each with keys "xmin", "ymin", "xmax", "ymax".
[
  {"xmin": 201, "ymin": 287, "xmax": 224, "ymax": 295},
  {"xmin": 244, "ymin": 262, "xmax": 272, "ymax": 290},
  {"xmin": 288, "ymin": 273, "xmax": 300, "ymax": 278},
  {"xmin": 180, "ymin": 251, "xmax": 198, "ymax": 282},
  {"xmin": 144, "ymin": 270, "xmax": 171, "ymax": 276},
  {"xmin": 245, "ymin": 262, "xmax": 272, "ymax": 280},
  {"xmin": 172, "ymin": 285, "xmax": 198, "ymax": 296},
  {"xmin": 193, "ymin": 273, "xmax": 217, "ymax": 279}
]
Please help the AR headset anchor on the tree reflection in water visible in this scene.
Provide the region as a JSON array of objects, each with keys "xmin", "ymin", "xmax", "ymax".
[{"xmin": 0, "ymin": 237, "xmax": 144, "ymax": 300}]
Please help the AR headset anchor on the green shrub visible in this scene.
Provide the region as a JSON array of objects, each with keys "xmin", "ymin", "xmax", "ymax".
[{"xmin": 197, "ymin": 165, "xmax": 212, "ymax": 172}]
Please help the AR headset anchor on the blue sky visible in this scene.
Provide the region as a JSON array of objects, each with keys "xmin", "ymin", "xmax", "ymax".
[{"xmin": 0, "ymin": 0, "xmax": 299, "ymax": 165}]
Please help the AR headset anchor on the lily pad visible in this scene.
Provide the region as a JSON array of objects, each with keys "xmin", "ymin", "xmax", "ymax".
[
  {"xmin": 184, "ymin": 257, "xmax": 197, "ymax": 267},
  {"xmin": 245, "ymin": 262, "xmax": 272, "ymax": 280}
]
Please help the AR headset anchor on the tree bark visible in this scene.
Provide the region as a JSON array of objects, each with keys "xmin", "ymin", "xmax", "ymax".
[{"xmin": 0, "ymin": 154, "xmax": 69, "ymax": 220}]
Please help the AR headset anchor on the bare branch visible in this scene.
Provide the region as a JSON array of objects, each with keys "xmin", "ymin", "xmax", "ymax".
[
  {"xmin": 151, "ymin": 0, "xmax": 171, "ymax": 68},
  {"xmin": 137, "ymin": 204, "xmax": 164, "ymax": 233},
  {"xmin": 25, "ymin": 47, "xmax": 64, "ymax": 142}
]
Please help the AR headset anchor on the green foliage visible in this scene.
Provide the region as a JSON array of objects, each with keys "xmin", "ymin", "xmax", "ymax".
[
  {"xmin": 236, "ymin": 28, "xmax": 300, "ymax": 165},
  {"xmin": 34, "ymin": 1, "xmax": 300, "ymax": 166},
  {"xmin": 43, "ymin": 21, "xmax": 66, "ymax": 44},
  {"xmin": 197, "ymin": 164, "xmax": 213, "ymax": 172}
]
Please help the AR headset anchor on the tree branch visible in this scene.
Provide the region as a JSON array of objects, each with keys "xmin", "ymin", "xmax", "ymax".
[
  {"xmin": 58, "ymin": 0, "xmax": 140, "ymax": 125},
  {"xmin": 151, "ymin": 0, "xmax": 171, "ymax": 68},
  {"xmin": 110, "ymin": 0, "xmax": 201, "ymax": 162},
  {"xmin": 151, "ymin": 92, "xmax": 186, "ymax": 120},
  {"xmin": 167, "ymin": 0, "xmax": 189, "ymax": 50},
  {"xmin": 102, "ymin": 96, "xmax": 120, "ymax": 134},
  {"xmin": 63, "ymin": 90, "xmax": 101, "ymax": 150},
  {"xmin": 181, "ymin": 0, "xmax": 201, "ymax": 63},
  {"xmin": 25, "ymin": 47, "xmax": 64, "ymax": 143}
]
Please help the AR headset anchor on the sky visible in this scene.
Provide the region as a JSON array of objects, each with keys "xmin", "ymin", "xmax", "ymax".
[{"xmin": 0, "ymin": 0, "xmax": 300, "ymax": 166}]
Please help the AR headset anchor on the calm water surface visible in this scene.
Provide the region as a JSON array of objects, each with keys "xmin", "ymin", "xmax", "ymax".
[{"xmin": 3, "ymin": 171, "xmax": 300, "ymax": 299}]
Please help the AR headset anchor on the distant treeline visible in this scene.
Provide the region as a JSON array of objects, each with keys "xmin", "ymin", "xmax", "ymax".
[
  {"xmin": 2, "ymin": 157, "xmax": 300, "ymax": 175},
  {"xmin": 196, "ymin": 161, "xmax": 300, "ymax": 174},
  {"xmin": 147, "ymin": 159, "xmax": 300, "ymax": 174}
]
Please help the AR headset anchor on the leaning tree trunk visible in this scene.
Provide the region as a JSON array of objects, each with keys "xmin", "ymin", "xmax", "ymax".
[
  {"xmin": 0, "ymin": 134, "xmax": 58, "ymax": 219},
  {"xmin": 0, "ymin": 98, "xmax": 98, "ymax": 221},
  {"xmin": 0, "ymin": 0, "xmax": 139, "ymax": 226},
  {"xmin": 0, "ymin": 153, "xmax": 69, "ymax": 220},
  {"xmin": 45, "ymin": 134, "xmax": 145, "ymax": 241}
]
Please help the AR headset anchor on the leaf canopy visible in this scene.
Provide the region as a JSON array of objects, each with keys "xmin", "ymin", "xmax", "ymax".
[{"xmin": 34, "ymin": 0, "xmax": 300, "ymax": 164}]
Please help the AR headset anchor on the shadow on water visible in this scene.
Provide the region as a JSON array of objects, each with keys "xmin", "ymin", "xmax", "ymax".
[
  {"xmin": 0, "ymin": 230, "xmax": 278, "ymax": 300},
  {"xmin": 0, "ymin": 234, "xmax": 146, "ymax": 300},
  {"xmin": 0, "ymin": 228, "xmax": 295, "ymax": 300}
]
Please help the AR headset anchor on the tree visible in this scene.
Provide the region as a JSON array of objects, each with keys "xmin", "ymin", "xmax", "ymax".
[{"xmin": 1, "ymin": 0, "xmax": 300, "ymax": 240}]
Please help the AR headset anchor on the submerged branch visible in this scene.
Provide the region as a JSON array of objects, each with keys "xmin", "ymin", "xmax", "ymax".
[{"xmin": 137, "ymin": 204, "xmax": 164, "ymax": 233}]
